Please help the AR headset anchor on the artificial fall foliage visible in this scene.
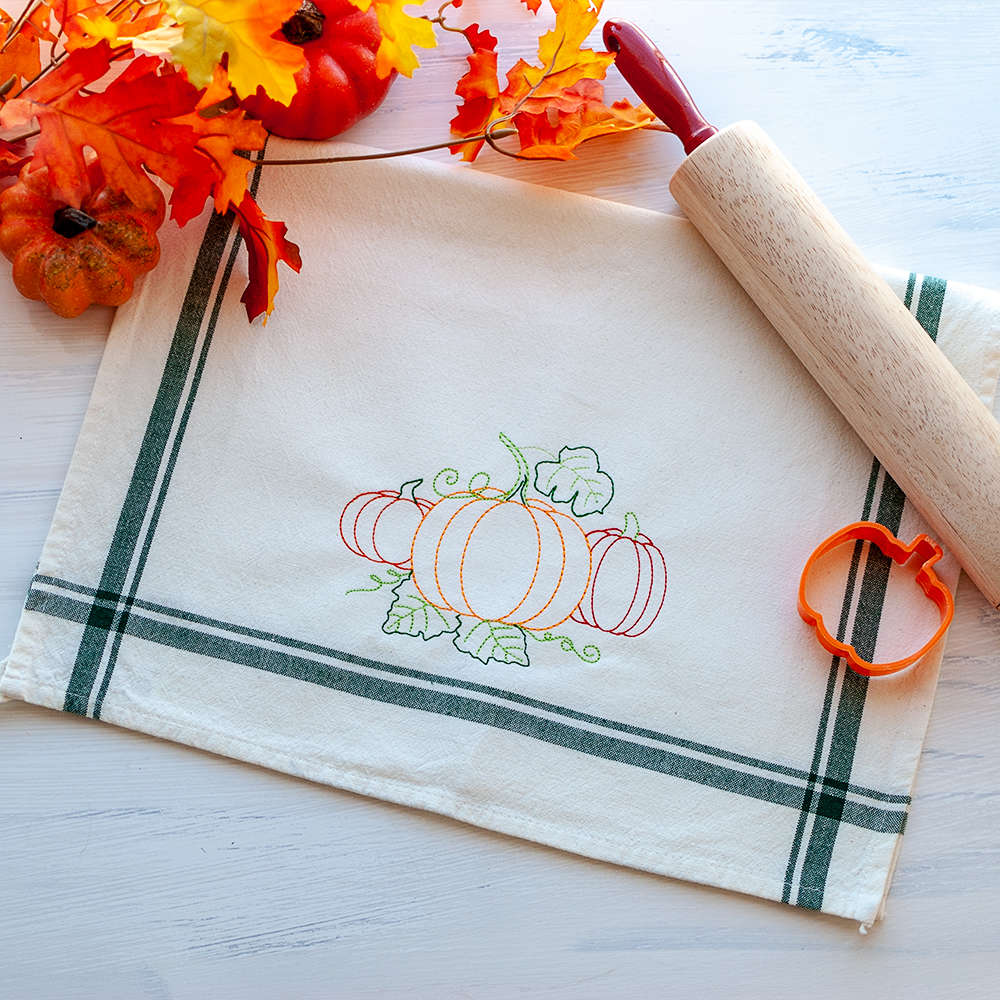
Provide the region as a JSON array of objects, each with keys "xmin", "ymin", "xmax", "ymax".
[{"xmin": 0, "ymin": 0, "xmax": 658, "ymax": 321}]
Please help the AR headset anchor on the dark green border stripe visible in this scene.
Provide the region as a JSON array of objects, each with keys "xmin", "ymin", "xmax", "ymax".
[
  {"xmin": 25, "ymin": 587, "xmax": 907, "ymax": 837},
  {"xmin": 915, "ymin": 276, "xmax": 946, "ymax": 336},
  {"xmin": 65, "ymin": 148, "xmax": 269, "ymax": 718},
  {"xmin": 782, "ymin": 271, "xmax": 925, "ymax": 905},
  {"xmin": 62, "ymin": 207, "xmax": 235, "ymax": 716},
  {"xmin": 795, "ymin": 275, "xmax": 946, "ymax": 910},
  {"xmin": 92, "ymin": 225, "xmax": 249, "ymax": 720},
  {"xmin": 781, "ymin": 455, "xmax": 882, "ymax": 902},
  {"xmin": 33, "ymin": 574, "xmax": 913, "ymax": 806},
  {"xmin": 796, "ymin": 476, "xmax": 905, "ymax": 908}
]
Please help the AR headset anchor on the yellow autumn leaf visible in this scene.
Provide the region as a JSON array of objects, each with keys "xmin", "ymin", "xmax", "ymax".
[
  {"xmin": 160, "ymin": 0, "xmax": 305, "ymax": 105},
  {"xmin": 528, "ymin": 0, "xmax": 612, "ymax": 90},
  {"xmin": 350, "ymin": 0, "xmax": 436, "ymax": 78},
  {"xmin": 75, "ymin": 14, "xmax": 117, "ymax": 43},
  {"xmin": 130, "ymin": 23, "xmax": 185, "ymax": 57},
  {"xmin": 55, "ymin": 1, "xmax": 169, "ymax": 52}
]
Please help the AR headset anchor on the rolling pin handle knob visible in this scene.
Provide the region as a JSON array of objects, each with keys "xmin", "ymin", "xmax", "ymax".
[{"xmin": 603, "ymin": 19, "xmax": 717, "ymax": 154}]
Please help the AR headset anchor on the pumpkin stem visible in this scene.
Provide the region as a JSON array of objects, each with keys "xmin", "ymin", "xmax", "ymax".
[
  {"xmin": 623, "ymin": 511, "xmax": 641, "ymax": 539},
  {"xmin": 499, "ymin": 432, "xmax": 531, "ymax": 502},
  {"xmin": 398, "ymin": 478, "xmax": 423, "ymax": 500},
  {"xmin": 281, "ymin": 0, "xmax": 325, "ymax": 45},
  {"xmin": 52, "ymin": 206, "xmax": 97, "ymax": 238}
]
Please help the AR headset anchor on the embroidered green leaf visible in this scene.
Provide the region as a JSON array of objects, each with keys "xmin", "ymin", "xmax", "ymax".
[
  {"xmin": 383, "ymin": 580, "xmax": 460, "ymax": 639},
  {"xmin": 533, "ymin": 446, "xmax": 614, "ymax": 516},
  {"xmin": 453, "ymin": 619, "xmax": 530, "ymax": 666}
]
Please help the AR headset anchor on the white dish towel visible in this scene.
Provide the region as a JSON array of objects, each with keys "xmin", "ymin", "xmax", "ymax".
[{"xmin": 4, "ymin": 141, "xmax": 1000, "ymax": 924}]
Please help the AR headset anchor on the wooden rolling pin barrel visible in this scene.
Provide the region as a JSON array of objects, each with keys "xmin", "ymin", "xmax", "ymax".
[{"xmin": 604, "ymin": 21, "xmax": 1000, "ymax": 610}]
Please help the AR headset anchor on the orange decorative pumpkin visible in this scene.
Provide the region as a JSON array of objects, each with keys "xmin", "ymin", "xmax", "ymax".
[
  {"xmin": 241, "ymin": 0, "xmax": 395, "ymax": 140},
  {"xmin": 0, "ymin": 161, "xmax": 165, "ymax": 318},
  {"xmin": 572, "ymin": 514, "xmax": 667, "ymax": 637},
  {"xmin": 410, "ymin": 488, "xmax": 592, "ymax": 630},
  {"xmin": 340, "ymin": 479, "xmax": 433, "ymax": 569}
]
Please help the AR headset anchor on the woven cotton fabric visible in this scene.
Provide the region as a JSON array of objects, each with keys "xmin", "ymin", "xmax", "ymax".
[{"xmin": 4, "ymin": 142, "xmax": 1000, "ymax": 923}]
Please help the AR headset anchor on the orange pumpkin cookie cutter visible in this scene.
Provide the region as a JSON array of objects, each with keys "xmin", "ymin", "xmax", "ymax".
[{"xmin": 798, "ymin": 521, "xmax": 954, "ymax": 677}]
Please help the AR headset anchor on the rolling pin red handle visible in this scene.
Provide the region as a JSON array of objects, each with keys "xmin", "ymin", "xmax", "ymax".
[{"xmin": 603, "ymin": 20, "xmax": 717, "ymax": 154}]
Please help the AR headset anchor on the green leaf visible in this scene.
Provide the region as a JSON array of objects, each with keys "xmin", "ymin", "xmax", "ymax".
[
  {"xmin": 383, "ymin": 580, "xmax": 460, "ymax": 640},
  {"xmin": 533, "ymin": 446, "xmax": 614, "ymax": 516},
  {"xmin": 453, "ymin": 619, "xmax": 530, "ymax": 667}
]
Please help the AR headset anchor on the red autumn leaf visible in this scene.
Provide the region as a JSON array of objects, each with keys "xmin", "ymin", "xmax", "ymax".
[
  {"xmin": 0, "ymin": 135, "xmax": 30, "ymax": 178},
  {"xmin": 232, "ymin": 190, "xmax": 301, "ymax": 323},
  {"xmin": 0, "ymin": 42, "xmax": 205, "ymax": 209},
  {"xmin": 513, "ymin": 78, "xmax": 656, "ymax": 159},
  {"xmin": 168, "ymin": 65, "xmax": 267, "ymax": 226},
  {"xmin": 462, "ymin": 21, "xmax": 497, "ymax": 52},
  {"xmin": 520, "ymin": 0, "xmax": 541, "ymax": 12},
  {"xmin": 448, "ymin": 34, "xmax": 500, "ymax": 162}
]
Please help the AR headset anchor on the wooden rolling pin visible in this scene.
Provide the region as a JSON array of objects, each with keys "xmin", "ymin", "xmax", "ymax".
[{"xmin": 605, "ymin": 20, "xmax": 1000, "ymax": 610}]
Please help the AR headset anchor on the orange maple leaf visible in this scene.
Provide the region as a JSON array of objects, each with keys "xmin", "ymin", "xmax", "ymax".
[
  {"xmin": 232, "ymin": 189, "xmax": 301, "ymax": 323},
  {"xmin": 168, "ymin": 64, "xmax": 267, "ymax": 225},
  {"xmin": 0, "ymin": 4, "xmax": 54, "ymax": 95},
  {"xmin": 449, "ymin": 0, "xmax": 655, "ymax": 163},
  {"xmin": 513, "ymin": 78, "xmax": 656, "ymax": 159},
  {"xmin": 0, "ymin": 42, "xmax": 205, "ymax": 209}
]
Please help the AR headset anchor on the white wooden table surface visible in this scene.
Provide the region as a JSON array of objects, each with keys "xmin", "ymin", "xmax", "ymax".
[{"xmin": 3, "ymin": 2, "xmax": 999, "ymax": 996}]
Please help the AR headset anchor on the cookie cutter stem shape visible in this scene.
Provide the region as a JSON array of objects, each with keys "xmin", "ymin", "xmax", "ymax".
[{"xmin": 798, "ymin": 521, "xmax": 955, "ymax": 677}]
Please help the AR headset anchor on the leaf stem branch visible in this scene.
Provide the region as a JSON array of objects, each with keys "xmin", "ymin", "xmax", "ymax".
[
  {"xmin": 483, "ymin": 35, "xmax": 565, "ymax": 160},
  {"xmin": 2, "ymin": 126, "xmax": 38, "ymax": 143},
  {"xmin": 422, "ymin": 1, "xmax": 468, "ymax": 37},
  {"xmin": 244, "ymin": 129, "xmax": 517, "ymax": 166},
  {"xmin": 499, "ymin": 432, "xmax": 532, "ymax": 502}
]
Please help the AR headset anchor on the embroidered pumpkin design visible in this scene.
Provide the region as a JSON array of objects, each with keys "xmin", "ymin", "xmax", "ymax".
[
  {"xmin": 572, "ymin": 513, "xmax": 667, "ymax": 637},
  {"xmin": 0, "ymin": 160, "xmax": 165, "ymax": 317},
  {"xmin": 339, "ymin": 433, "xmax": 668, "ymax": 669},
  {"xmin": 340, "ymin": 479, "xmax": 432, "ymax": 569},
  {"xmin": 410, "ymin": 488, "xmax": 591, "ymax": 630}
]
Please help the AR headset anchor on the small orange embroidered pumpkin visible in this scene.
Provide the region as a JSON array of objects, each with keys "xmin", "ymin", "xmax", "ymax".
[
  {"xmin": 0, "ymin": 160, "xmax": 165, "ymax": 318},
  {"xmin": 340, "ymin": 479, "xmax": 433, "ymax": 569},
  {"xmin": 572, "ymin": 513, "xmax": 667, "ymax": 637},
  {"xmin": 410, "ymin": 488, "xmax": 592, "ymax": 631}
]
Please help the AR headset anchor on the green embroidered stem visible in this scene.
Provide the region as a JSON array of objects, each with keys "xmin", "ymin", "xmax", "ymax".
[
  {"xmin": 346, "ymin": 568, "xmax": 411, "ymax": 595},
  {"xmin": 467, "ymin": 471, "xmax": 491, "ymax": 493},
  {"xmin": 499, "ymin": 432, "xmax": 531, "ymax": 502},
  {"xmin": 623, "ymin": 511, "xmax": 641, "ymax": 539},
  {"xmin": 432, "ymin": 466, "xmax": 491, "ymax": 499},
  {"xmin": 398, "ymin": 478, "xmax": 423, "ymax": 501},
  {"xmin": 433, "ymin": 467, "xmax": 460, "ymax": 496},
  {"xmin": 525, "ymin": 629, "xmax": 601, "ymax": 664}
]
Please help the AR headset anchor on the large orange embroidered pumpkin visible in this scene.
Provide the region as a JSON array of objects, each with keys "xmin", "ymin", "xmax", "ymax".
[
  {"xmin": 0, "ymin": 160, "xmax": 165, "ymax": 317},
  {"xmin": 340, "ymin": 479, "xmax": 432, "ymax": 569},
  {"xmin": 410, "ymin": 489, "xmax": 592, "ymax": 630},
  {"xmin": 572, "ymin": 514, "xmax": 667, "ymax": 637}
]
